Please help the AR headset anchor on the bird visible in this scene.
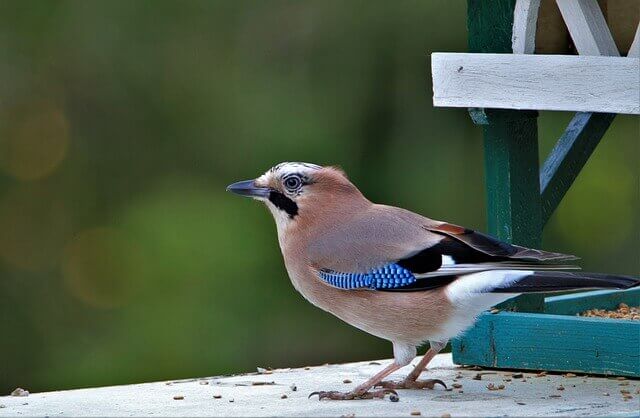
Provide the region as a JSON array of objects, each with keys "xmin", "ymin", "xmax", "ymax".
[{"xmin": 226, "ymin": 162, "xmax": 639, "ymax": 401}]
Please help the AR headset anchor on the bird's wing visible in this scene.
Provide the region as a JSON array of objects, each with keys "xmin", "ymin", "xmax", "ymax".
[{"xmin": 308, "ymin": 205, "xmax": 578, "ymax": 291}]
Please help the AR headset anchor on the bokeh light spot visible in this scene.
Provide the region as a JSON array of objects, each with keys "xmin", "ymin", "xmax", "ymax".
[
  {"xmin": 0, "ymin": 99, "xmax": 70, "ymax": 181},
  {"xmin": 62, "ymin": 228, "xmax": 138, "ymax": 309},
  {"xmin": 0, "ymin": 185, "xmax": 71, "ymax": 272}
]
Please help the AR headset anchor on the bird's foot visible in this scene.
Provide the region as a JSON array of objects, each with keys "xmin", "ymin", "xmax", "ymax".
[
  {"xmin": 309, "ymin": 388, "xmax": 397, "ymax": 401},
  {"xmin": 376, "ymin": 378, "xmax": 446, "ymax": 390}
]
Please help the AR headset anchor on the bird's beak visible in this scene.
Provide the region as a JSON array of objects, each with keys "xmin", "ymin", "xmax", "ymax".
[{"xmin": 226, "ymin": 179, "xmax": 271, "ymax": 199}]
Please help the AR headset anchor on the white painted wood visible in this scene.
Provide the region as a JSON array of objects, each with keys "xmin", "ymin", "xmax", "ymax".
[
  {"xmin": 512, "ymin": 0, "xmax": 541, "ymax": 54},
  {"xmin": 556, "ymin": 0, "xmax": 619, "ymax": 56},
  {"xmin": 629, "ymin": 24, "xmax": 640, "ymax": 58},
  {"xmin": 1, "ymin": 354, "xmax": 639, "ymax": 417},
  {"xmin": 431, "ymin": 53, "xmax": 639, "ymax": 114}
]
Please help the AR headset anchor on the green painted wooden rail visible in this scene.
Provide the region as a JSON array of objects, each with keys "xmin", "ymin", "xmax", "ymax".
[{"xmin": 451, "ymin": 0, "xmax": 638, "ymax": 377}]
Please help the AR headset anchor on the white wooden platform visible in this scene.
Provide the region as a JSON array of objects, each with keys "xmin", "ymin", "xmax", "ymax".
[{"xmin": 1, "ymin": 354, "xmax": 638, "ymax": 417}]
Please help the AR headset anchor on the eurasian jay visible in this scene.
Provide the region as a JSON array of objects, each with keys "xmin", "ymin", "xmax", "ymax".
[{"xmin": 227, "ymin": 162, "xmax": 639, "ymax": 401}]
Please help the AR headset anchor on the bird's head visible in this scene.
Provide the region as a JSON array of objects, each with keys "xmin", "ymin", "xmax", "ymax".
[{"xmin": 227, "ymin": 162, "xmax": 366, "ymax": 231}]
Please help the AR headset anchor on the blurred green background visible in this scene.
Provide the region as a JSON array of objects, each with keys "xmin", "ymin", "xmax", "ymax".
[{"xmin": 0, "ymin": 1, "xmax": 638, "ymax": 394}]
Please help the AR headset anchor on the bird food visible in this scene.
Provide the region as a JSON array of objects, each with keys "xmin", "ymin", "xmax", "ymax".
[{"xmin": 579, "ymin": 303, "xmax": 640, "ymax": 320}]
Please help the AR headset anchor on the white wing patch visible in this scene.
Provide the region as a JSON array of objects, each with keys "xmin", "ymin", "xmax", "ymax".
[
  {"xmin": 445, "ymin": 270, "xmax": 532, "ymax": 304},
  {"xmin": 442, "ymin": 255, "xmax": 455, "ymax": 266}
]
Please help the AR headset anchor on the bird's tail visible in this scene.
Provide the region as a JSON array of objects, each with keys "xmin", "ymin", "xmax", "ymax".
[{"xmin": 489, "ymin": 271, "xmax": 640, "ymax": 293}]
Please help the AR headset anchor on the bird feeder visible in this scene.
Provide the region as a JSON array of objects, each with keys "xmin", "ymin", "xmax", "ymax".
[{"xmin": 430, "ymin": 0, "xmax": 639, "ymax": 376}]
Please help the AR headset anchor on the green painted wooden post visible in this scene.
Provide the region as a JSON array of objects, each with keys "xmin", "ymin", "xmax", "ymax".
[
  {"xmin": 451, "ymin": 0, "xmax": 636, "ymax": 376},
  {"xmin": 467, "ymin": 0, "xmax": 543, "ymax": 312}
]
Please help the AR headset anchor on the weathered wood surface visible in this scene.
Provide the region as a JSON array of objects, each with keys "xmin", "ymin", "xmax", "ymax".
[
  {"xmin": 452, "ymin": 308, "xmax": 640, "ymax": 377},
  {"xmin": 2, "ymin": 354, "xmax": 639, "ymax": 417},
  {"xmin": 512, "ymin": 0, "xmax": 542, "ymax": 54},
  {"xmin": 432, "ymin": 53, "xmax": 640, "ymax": 114},
  {"xmin": 629, "ymin": 24, "xmax": 640, "ymax": 57},
  {"xmin": 556, "ymin": 0, "xmax": 620, "ymax": 56},
  {"xmin": 539, "ymin": 112, "xmax": 615, "ymax": 224}
]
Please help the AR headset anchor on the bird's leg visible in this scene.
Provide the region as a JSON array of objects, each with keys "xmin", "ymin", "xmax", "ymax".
[
  {"xmin": 376, "ymin": 340, "xmax": 448, "ymax": 390},
  {"xmin": 309, "ymin": 361, "xmax": 401, "ymax": 400}
]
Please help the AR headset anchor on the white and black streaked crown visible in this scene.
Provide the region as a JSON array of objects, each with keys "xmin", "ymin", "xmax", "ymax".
[{"xmin": 269, "ymin": 162, "xmax": 323, "ymax": 177}]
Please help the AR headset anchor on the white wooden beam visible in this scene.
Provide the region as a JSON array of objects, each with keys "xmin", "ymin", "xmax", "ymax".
[
  {"xmin": 628, "ymin": 24, "xmax": 640, "ymax": 58},
  {"xmin": 512, "ymin": 0, "xmax": 541, "ymax": 54},
  {"xmin": 431, "ymin": 53, "xmax": 639, "ymax": 114},
  {"xmin": 556, "ymin": 0, "xmax": 619, "ymax": 56}
]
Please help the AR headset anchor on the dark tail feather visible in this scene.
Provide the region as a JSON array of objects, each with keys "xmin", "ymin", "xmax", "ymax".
[{"xmin": 492, "ymin": 271, "xmax": 640, "ymax": 293}]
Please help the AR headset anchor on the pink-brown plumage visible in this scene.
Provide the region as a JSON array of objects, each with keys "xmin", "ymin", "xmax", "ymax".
[{"xmin": 227, "ymin": 162, "xmax": 638, "ymax": 400}]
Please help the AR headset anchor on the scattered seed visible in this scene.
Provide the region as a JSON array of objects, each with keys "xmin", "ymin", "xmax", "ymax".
[
  {"xmin": 616, "ymin": 376, "xmax": 627, "ymax": 381},
  {"xmin": 445, "ymin": 388, "xmax": 453, "ymax": 392},
  {"xmin": 281, "ymin": 394, "xmax": 288, "ymax": 399},
  {"xmin": 0, "ymin": 405, "xmax": 5, "ymax": 408},
  {"xmin": 469, "ymin": 366, "xmax": 482, "ymax": 371},
  {"xmin": 603, "ymin": 392, "xmax": 610, "ymax": 396},
  {"xmin": 564, "ymin": 373, "xmax": 576, "ymax": 378},
  {"xmin": 341, "ymin": 414, "xmax": 355, "ymax": 418},
  {"xmin": 251, "ymin": 381, "xmax": 275, "ymax": 386},
  {"xmin": 290, "ymin": 384, "xmax": 297, "ymax": 391},
  {"xmin": 389, "ymin": 394, "xmax": 399, "ymax": 402},
  {"xmin": 410, "ymin": 411, "xmax": 421, "ymax": 416},
  {"xmin": 304, "ymin": 367, "xmax": 311, "ymax": 370},
  {"xmin": 257, "ymin": 367, "xmax": 273, "ymax": 374},
  {"xmin": 504, "ymin": 378, "xmax": 512, "ymax": 382},
  {"xmin": 441, "ymin": 414, "xmax": 451, "ymax": 418},
  {"xmin": 512, "ymin": 373, "xmax": 523, "ymax": 379},
  {"xmin": 490, "ymin": 308, "xmax": 500, "ymax": 314},
  {"xmin": 517, "ymin": 402, "xmax": 526, "ymax": 405},
  {"xmin": 536, "ymin": 372, "xmax": 547, "ymax": 377},
  {"xmin": 199, "ymin": 380, "xmax": 209, "ymax": 385},
  {"xmin": 343, "ymin": 379, "xmax": 352, "ymax": 384},
  {"xmin": 369, "ymin": 362, "xmax": 381, "ymax": 365},
  {"xmin": 498, "ymin": 385, "xmax": 505, "ymax": 390},
  {"xmin": 557, "ymin": 385, "xmax": 565, "ymax": 391},
  {"xmin": 619, "ymin": 382, "xmax": 630, "ymax": 386},
  {"xmin": 620, "ymin": 389, "xmax": 630, "ymax": 395},
  {"xmin": 229, "ymin": 398, "xmax": 234, "ymax": 403},
  {"xmin": 213, "ymin": 395, "xmax": 222, "ymax": 399},
  {"xmin": 580, "ymin": 304, "xmax": 639, "ymax": 320},
  {"xmin": 173, "ymin": 396, "xmax": 184, "ymax": 400},
  {"xmin": 452, "ymin": 383, "xmax": 462, "ymax": 389},
  {"xmin": 549, "ymin": 394, "xmax": 561, "ymax": 398},
  {"xmin": 473, "ymin": 374, "xmax": 482, "ymax": 381}
]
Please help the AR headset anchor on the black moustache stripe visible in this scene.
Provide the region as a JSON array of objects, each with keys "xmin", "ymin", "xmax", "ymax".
[{"xmin": 269, "ymin": 191, "xmax": 298, "ymax": 218}]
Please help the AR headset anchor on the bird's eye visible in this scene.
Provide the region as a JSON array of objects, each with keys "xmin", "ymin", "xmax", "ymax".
[{"xmin": 283, "ymin": 175, "xmax": 302, "ymax": 191}]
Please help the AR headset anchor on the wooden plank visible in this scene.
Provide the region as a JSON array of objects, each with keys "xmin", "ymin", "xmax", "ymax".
[
  {"xmin": 629, "ymin": 24, "xmax": 640, "ymax": 57},
  {"xmin": 545, "ymin": 288, "xmax": 640, "ymax": 315},
  {"xmin": 431, "ymin": 53, "xmax": 640, "ymax": 114},
  {"xmin": 556, "ymin": 0, "xmax": 620, "ymax": 56},
  {"xmin": 539, "ymin": 112, "xmax": 615, "ymax": 224},
  {"xmin": 452, "ymin": 311, "xmax": 640, "ymax": 376},
  {"xmin": 513, "ymin": 0, "xmax": 542, "ymax": 54}
]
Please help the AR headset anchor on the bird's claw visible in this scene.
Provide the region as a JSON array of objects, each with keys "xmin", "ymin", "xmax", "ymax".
[
  {"xmin": 308, "ymin": 388, "xmax": 398, "ymax": 401},
  {"xmin": 376, "ymin": 378, "xmax": 447, "ymax": 390}
]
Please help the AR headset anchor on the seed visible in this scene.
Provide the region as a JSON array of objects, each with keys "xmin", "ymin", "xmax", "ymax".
[
  {"xmin": 512, "ymin": 373, "xmax": 523, "ymax": 378},
  {"xmin": 213, "ymin": 395, "xmax": 222, "ymax": 399},
  {"xmin": 281, "ymin": 394, "xmax": 288, "ymax": 399},
  {"xmin": 173, "ymin": 396, "xmax": 184, "ymax": 400},
  {"xmin": 557, "ymin": 385, "xmax": 565, "ymax": 391},
  {"xmin": 410, "ymin": 411, "xmax": 421, "ymax": 416},
  {"xmin": 452, "ymin": 383, "xmax": 462, "ymax": 389},
  {"xmin": 343, "ymin": 379, "xmax": 352, "ymax": 384}
]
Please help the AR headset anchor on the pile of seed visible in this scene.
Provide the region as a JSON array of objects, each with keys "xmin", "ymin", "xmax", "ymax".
[{"xmin": 579, "ymin": 303, "xmax": 640, "ymax": 320}]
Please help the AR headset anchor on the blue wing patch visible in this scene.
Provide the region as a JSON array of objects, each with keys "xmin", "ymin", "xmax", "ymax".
[{"xmin": 318, "ymin": 263, "xmax": 416, "ymax": 290}]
